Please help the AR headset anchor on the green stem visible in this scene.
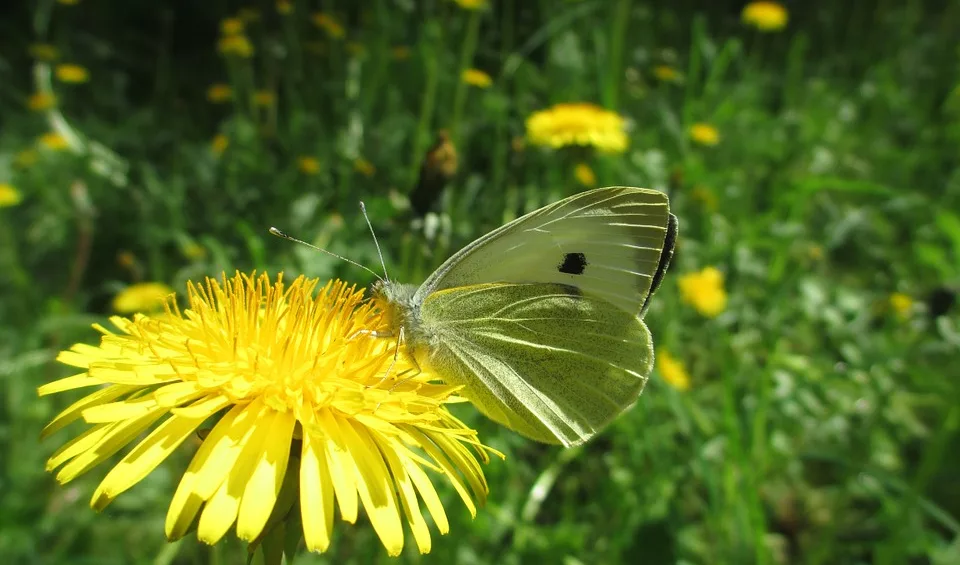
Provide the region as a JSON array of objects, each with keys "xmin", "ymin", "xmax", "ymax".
[
  {"xmin": 409, "ymin": 25, "xmax": 442, "ymax": 187},
  {"xmin": 603, "ymin": 0, "xmax": 631, "ymax": 110},
  {"xmin": 449, "ymin": 9, "xmax": 482, "ymax": 143}
]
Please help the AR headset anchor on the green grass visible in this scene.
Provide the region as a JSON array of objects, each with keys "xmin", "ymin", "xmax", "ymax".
[{"xmin": 2, "ymin": 1, "xmax": 960, "ymax": 564}]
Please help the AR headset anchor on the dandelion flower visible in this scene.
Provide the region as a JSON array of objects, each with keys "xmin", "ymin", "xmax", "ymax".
[
  {"xmin": 526, "ymin": 103, "xmax": 629, "ymax": 153},
  {"xmin": 462, "ymin": 69, "xmax": 492, "ymax": 88},
  {"xmin": 28, "ymin": 92, "xmax": 56, "ymax": 111},
  {"xmin": 742, "ymin": 1, "xmax": 788, "ymax": 31},
  {"xmin": 220, "ymin": 18, "xmax": 245, "ymax": 35},
  {"xmin": 218, "ymin": 35, "xmax": 254, "ymax": 58},
  {"xmin": 678, "ymin": 267, "xmax": 727, "ymax": 318},
  {"xmin": 0, "ymin": 183, "xmax": 23, "ymax": 208},
  {"xmin": 211, "ymin": 134, "xmax": 229, "ymax": 155},
  {"xmin": 276, "ymin": 0, "xmax": 293, "ymax": 15},
  {"xmin": 39, "ymin": 132, "xmax": 71, "ymax": 151},
  {"xmin": 889, "ymin": 292, "xmax": 913, "ymax": 319},
  {"xmin": 574, "ymin": 163, "xmax": 596, "ymax": 187},
  {"xmin": 29, "ymin": 43, "xmax": 60, "ymax": 61},
  {"xmin": 298, "ymin": 156, "xmax": 321, "ymax": 175},
  {"xmin": 655, "ymin": 349, "xmax": 690, "ymax": 392},
  {"xmin": 452, "ymin": 0, "xmax": 487, "ymax": 9},
  {"xmin": 689, "ymin": 123, "xmax": 720, "ymax": 146},
  {"xmin": 253, "ymin": 90, "xmax": 275, "ymax": 107},
  {"xmin": 56, "ymin": 64, "xmax": 90, "ymax": 84},
  {"xmin": 354, "ymin": 158, "xmax": 376, "ymax": 177},
  {"xmin": 112, "ymin": 282, "xmax": 175, "ymax": 314},
  {"xmin": 653, "ymin": 65, "xmax": 682, "ymax": 83},
  {"xmin": 207, "ymin": 84, "xmax": 233, "ymax": 103},
  {"xmin": 39, "ymin": 273, "xmax": 496, "ymax": 555},
  {"xmin": 312, "ymin": 13, "xmax": 345, "ymax": 39}
]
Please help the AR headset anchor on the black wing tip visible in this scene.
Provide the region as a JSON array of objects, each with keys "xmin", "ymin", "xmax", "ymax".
[{"xmin": 639, "ymin": 213, "xmax": 679, "ymax": 317}]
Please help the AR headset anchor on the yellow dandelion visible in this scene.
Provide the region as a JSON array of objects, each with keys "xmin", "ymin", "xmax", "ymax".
[
  {"xmin": 462, "ymin": 68, "xmax": 492, "ymax": 88},
  {"xmin": 452, "ymin": 0, "xmax": 487, "ymax": 9},
  {"xmin": 689, "ymin": 123, "xmax": 720, "ymax": 146},
  {"xmin": 653, "ymin": 65, "xmax": 681, "ymax": 83},
  {"xmin": 14, "ymin": 149, "xmax": 39, "ymax": 168},
  {"xmin": 238, "ymin": 8, "xmax": 261, "ymax": 22},
  {"xmin": 742, "ymin": 1, "xmax": 788, "ymax": 31},
  {"xmin": 220, "ymin": 18, "xmax": 245, "ymax": 36},
  {"xmin": 525, "ymin": 103, "xmax": 629, "ymax": 153},
  {"xmin": 312, "ymin": 13, "xmax": 345, "ymax": 39},
  {"xmin": 655, "ymin": 349, "xmax": 690, "ymax": 392},
  {"xmin": 678, "ymin": 267, "xmax": 727, "ymax": 318},
  {"xmin": 354, "ymin": 158, "xmax": 376, "ymax": 177},
  {"xmin": 206, "ymin": 84, "xmax": 233, "ymax": 103},
  {"xmin": 39, "ymin": 273, "xmax": 496, "ymax": 556},
  {"xmin": 211, "ymin": 134, "xmax": 229, "ymax": 155},
  {"xmin": 112, "ymin": 282, "xmax": 175, "ymax": 314},
  {"xmin": 0, "ymin": 183, "xmax": 23, "ymax": 208},
  {"xmin": 253, "ymin": 90, "xmax": 275, "ymax": 107},
  {"xmin": 391, "ymin": 46, "xmax": 411, "ymax": 60},
  {"xmin": 39, "ymin": 132, "xmax": 70, "ymax": 151},
  {"xmin": 298, "ymin": 156, "xmax": 321, "ymax": 175},
  {"xmin": 889, "ymin": 292, "xmax": 913, "ymax": 319},
  {"xmin": 29, "ymin": 43, "xmax": 60, "ymax": 61},
  {"xmin": 276, "ymin": 0, "xmax": 293, "ymax": 15},
  {"xmin": 56, "ymin": 64, "xmax": 90, "ymax": 84},
  {"xmin": 218, "ymin": 35, "xmax": 254, "ymax": 58},
  {"xmin": 28, "ymin": 92, "xmax": 56, "ymax": 111},
  {"xmin": 574, "ymin": 163, "xmax": 596, "ymax": 187}
]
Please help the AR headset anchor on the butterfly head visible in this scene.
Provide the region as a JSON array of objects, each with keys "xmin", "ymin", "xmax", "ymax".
[{"xmin": 369, "ymin": 280, "xmax": 420, "ymax": 333}]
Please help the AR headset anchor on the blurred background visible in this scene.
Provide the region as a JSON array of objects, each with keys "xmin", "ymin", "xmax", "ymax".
[{"xmin": 2, "ymin": 0, "xmax": 960, "ymax": 563}]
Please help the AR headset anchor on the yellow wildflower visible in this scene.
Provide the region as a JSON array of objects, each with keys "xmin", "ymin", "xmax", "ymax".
[
  {"xmin": 655, "ymin": 349, "xmax": 690, "ymax": 392},
  {"xmin": 312, "ymin": 13, "xmax": 345, "ymax": 39},
  {"xmin": 206, "ymin": 84, "xmax": 232, "ymax": 103},
  {"xmin": 452, "ymin": 0, "xmax": 487, "ymax": 9},
  {"xmin": 28, "ymin": 92, "xmax": 56, "ymax": 111},
  {"xmin": 742, "ymin": 1, "xmax": 789, "ymax": 31},
  {"xmin": 276, "ymin": 0, "xmax": 293, "ymax": 14},
  {"xmin": 14, "ymin": 150, "xmax": 39, "ymax": 168},
  {"xmin": 298, "ymin": 156, "xmax": 321, "ymax": 175},
  {"xmin": 526, "ymin": 103, "xmax": 629, "ymax": 153},
  {"xmin": 29, "ymin": 43, "xmax": 59, "ymax": 61},
  {"xmin": 653, "ymin": 65, "xmax": 681, "ymax": 83},
  {"xmin": 56, "ymin": 64, "xmax": 90, "ymax": 84},
  {"xmin": 462, "ymin": 68, "xmax": 492, "ymax": 88},
  {"xmin": 218, "ymin": 35, "xmax": 254, "ymax": 58},
  {"xmin": 211, "ymin": 134, "xmax": 229, "ymax": 155},
  {"xmin": 39, "ymin": 132, "xmax": 70, "ymax": 151},
  {"xmin": 220, "ymin": 18, "xmax": 244, "ymax": 35},
  {"xmin": 182, "ymin": 241, "xmax": 207, "ymax": 260},
  {"xmin": 111, "ymin": 282, "xmax": 175, "ymax": 313},
  {"xmin": 391, "ymin": 46, "xmax": 411, "ymax": 60},
  {"xmin": 0, "ymin": 183, "xmax": 23, "ymax": 208},
  {"xmin": 253, "ymin": 90, "xmax": 275, "ymax": 106},
  {"xmin": 889, "ymin": 292, "xmax": 913, "ymax": 319},
  {"xmin": 678, "ymin": 267, "xmax": 727, "ymax": 318},
  {"xmin": 689, "ymin": 123, "xmax": 720, "ymax": 146},
  {"xmin": 354, "ymin": 158, "xmax": 376, "ymax": 177},
  {"xmin": 574, "ymin": 163, "xmax": 596, "ymax": 187},
  {"xmin": 39, "ymin": 273, "xmax": 496, "ymax": 556}
]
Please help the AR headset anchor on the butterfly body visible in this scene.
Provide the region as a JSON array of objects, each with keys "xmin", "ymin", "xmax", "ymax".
[{"xmin": 371, "ymin": 187, "xmax": 676, "ymax": 447}]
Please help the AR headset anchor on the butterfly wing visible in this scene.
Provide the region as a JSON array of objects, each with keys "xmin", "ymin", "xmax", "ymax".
[
  {"xmin": 410, "ymin": 282, "xmax": 653, "ymax": 447},
  {"xmin": 415, "ymin": 186, "xmax": 674, "ymax": 316}
]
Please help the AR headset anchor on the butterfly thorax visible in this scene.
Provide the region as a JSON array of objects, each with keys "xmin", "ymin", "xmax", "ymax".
[{"xmin": 370, "ymin": 280, "xmax": 422, "ymax": 337}]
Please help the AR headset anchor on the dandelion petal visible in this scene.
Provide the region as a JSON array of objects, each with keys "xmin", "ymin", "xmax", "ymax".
[
  {"xmin": 237, "ymin": 409, "xmax": 296, "ymax": 541},
  {"xmin": 301, "ymin": 428, "xmax": 335, "ymax": 553}
]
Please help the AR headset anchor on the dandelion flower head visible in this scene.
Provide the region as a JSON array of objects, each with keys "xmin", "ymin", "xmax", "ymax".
[
  {"xmin": 678, "ymin": 266, "xmax": 728, "ymax": 318},
  {"xmin": 742, "ymin": 1, "xmax": 789, "ymax": 31},
  {"xmin": 462, "ymin": 69, "xmax": 493, "ymax": 88},
  {"xmin": 526, "ymin": 103, "xmax": 629, "ymax": 153},
  {"xmin": 655, "ymin": 349, "xmax": 691, "ymax": 392}
]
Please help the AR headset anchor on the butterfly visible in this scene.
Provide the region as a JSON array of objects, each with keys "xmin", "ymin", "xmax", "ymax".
[{"xmin": 370, "ymin": 186, "xmax": 677, "ymax": 447}]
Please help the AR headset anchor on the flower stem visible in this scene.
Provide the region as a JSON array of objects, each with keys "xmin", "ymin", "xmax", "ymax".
[{"xmin": 449, "ymin": 9, "xmax": 482, "ymax": 143}]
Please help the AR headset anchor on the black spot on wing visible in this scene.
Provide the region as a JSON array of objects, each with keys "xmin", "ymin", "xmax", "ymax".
[
  {"xmin": 558, "ymin": 252, "xmax": 588, "ymax": 275},
  {"xmin": 639, "ymin": 213, "xmax": 678, "ymax": 317}
]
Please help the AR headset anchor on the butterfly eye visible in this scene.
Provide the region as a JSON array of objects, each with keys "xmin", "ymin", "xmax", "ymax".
[{"xmin": 557, "ymin": 252, "xmax": 588, "ymax": 275}]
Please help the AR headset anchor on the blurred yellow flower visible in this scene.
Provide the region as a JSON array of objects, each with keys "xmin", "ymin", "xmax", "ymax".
[
  {"xmin": 28, "ymin": 92, "xmax": 56, "ymax": 111},
  {"xmin": 56, "ymin": 64, "xmax": 90, "ymax": 83},
  {"xmin": 889, "ymin": 292, "xmax": 913, "ymax": 319},
  {"xmin": 312, "ymin": 13, "xmax": 345, "ymax": 39},
  {"xmin": 218, "ymin": 35, "xmax": 254, "ymax": 58},
  {"xmin": 298, "ymin": 156, "xmax": 321, "ymax": 175},
  {"xmin": 678, "ymin": 267, "xmax": 727, "ymax": 318},
  {"xmin": 39, "ymin": 132, "xmax": 70, "ymax": 151},
  {"xmin": 691, "ymin": 185, "xmax": 718, "ymax": 211},
  {"xmin": 452, "ymin": 0, "xmax": 487, "ymax": 9},
  {"xmin": 253, "ymin": 90, "xmax": 275, "ymax": 106},
  {"xmin": 211, "ymin": 134, "xmax": 229, "ymax": 155},
  {"xmin": 526, "ymin": 103, "xmax": 629, "ymax": 153},
  {"xmin": 656, "ymin": 349, "xmax": 690, "ymax": 392},
  {"xmin": 112, "ymin": 282, "xmax": 175, "ymax": 313},
  {"xmin": 354, "ymin": 158, "xmax": 376, "ymax": 177},
  {"xmin": 391, "ymin": 46, "xmax": 411, "ymax": 60},
  {"xmin": 40, "ymin": 273, "xmax": 495, "ymax": 556},
  {"xmin": 574, "ymin": 163, "xmax": 596, "ymax": 187},
  {"xmin": 462, "ymin": 68, "xmax": 492, "ymax": 88},
  {"xmin": 182, "ymin": 241, "xmax": 207, "ymax": 260},
  {"xmin": 276, "ymin": 0, "xmax": 292, "ymax": 14},
  {"xmin": 742, "ymin": 1, "xmax": 788, "ymax": 31},
  {"xmin": 689, "ymin": 123, "xmax": 720, "ymax": 146},
  {"xmin": 653, "ymin": 65, "xmax": 682, "ymax": 83},
  {"xmin": 206, "ymin": 83, "xmax": 233, "ymax": 103},
  {"xmin": 220, "ymin": 18, "xmax": 245, "ymax": 35},
  {"xmin": 0, "ymin": 183, "xmax": 23, "ymax": 208},
  {"xmin": 29, "ymin": 43, "xmax": 59, "ymax": 61},
  {"xmin": 238, "ymin": 8, "xmax": 261, "ymax": 22},
  {"xmin": 14, "ymin": 150, "xmax": 38, "ymax": 168}
]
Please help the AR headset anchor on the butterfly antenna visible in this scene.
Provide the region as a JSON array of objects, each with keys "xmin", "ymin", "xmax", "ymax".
[
  {"xmin": 269, "ymin": 227, "xmax": 383, "ymax": 281},
  {"xmin": 359, "ymin": 201, "xmax": 390, "ymax": 281}
]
